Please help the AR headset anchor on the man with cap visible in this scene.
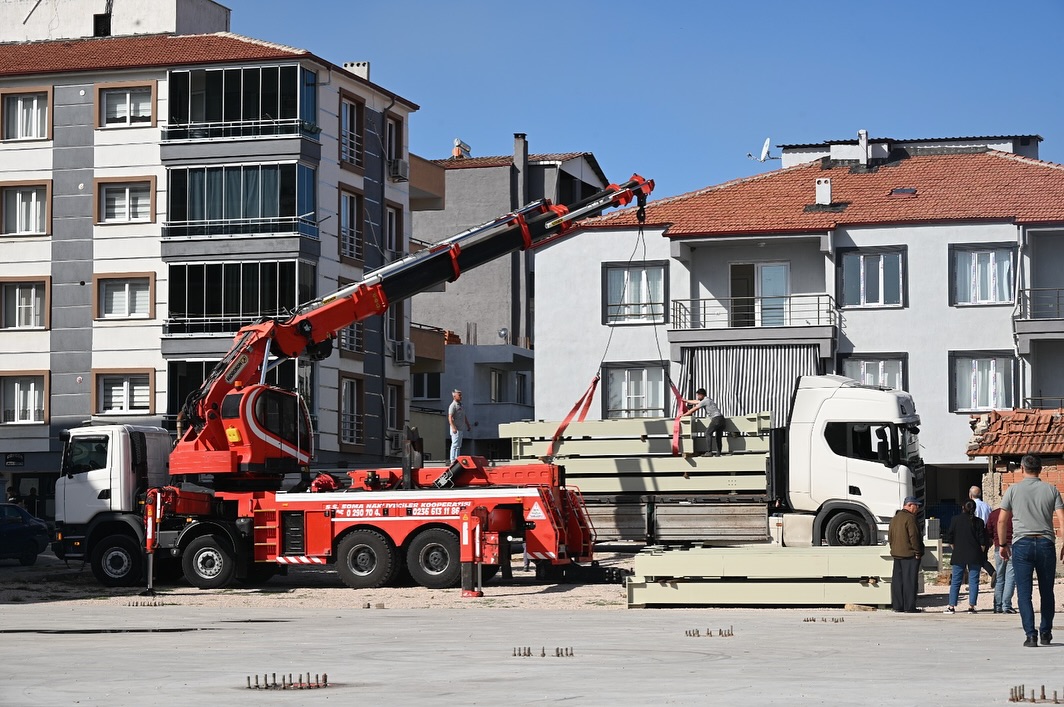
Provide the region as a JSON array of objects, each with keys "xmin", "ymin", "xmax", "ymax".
[
  {"xmin": 888, "ymin": 495, "xmax": 924, "ymax": 613},
  {"xmin": 998, "ymin": 454, "xmax": 1064, "ymax": 647},
  {"xmin": 447, "ymin": 389, "xmax": 471, "ymax": 464}
]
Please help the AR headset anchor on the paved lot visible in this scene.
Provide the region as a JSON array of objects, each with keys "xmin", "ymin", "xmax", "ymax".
[{"xmin": 2, "ymin": 595, "xmax": 1061, "ymax": 705}]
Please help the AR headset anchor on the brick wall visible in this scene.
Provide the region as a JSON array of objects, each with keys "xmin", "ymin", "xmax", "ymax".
[{"xmin": 984, "ymin": 461, "xmax": 1064, "ymax": 533}]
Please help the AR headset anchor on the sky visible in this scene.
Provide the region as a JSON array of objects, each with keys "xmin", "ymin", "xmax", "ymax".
[{"xmin": 222, "ymin": 0, "xmax": 1064, "ymax": 201}]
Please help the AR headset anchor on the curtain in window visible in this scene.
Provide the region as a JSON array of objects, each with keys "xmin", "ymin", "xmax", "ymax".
[
  {"xmin": 954, "ymin": 250, "xmax": 1013, "ymax": 304},
  {"xmin": 3, "ymin": 284, "xmax": 40, "ymax": 327},
  {"xmin": 224, "ymin": 168, "xmax": 242, "ymax": 220},
  {"xmin": 842, "ymin": 358, "xmax": 902, "ymax": 389},
  {"xmin": 130, "ymin": 88, "xmax": 152, "ymax": 122},
  {"xmin": 261, "ymin": 166, "xmax": 278, "ymax": 219},
  {"xmin": 188, "ymin": 169, "xmax": 205, "ymax": 221},
  {"xmin": 103, "ymin": 281, "xmax": 127, "ymax": 317},
  {"xmin": 104, "ymin": 91, "xmax": 127, "ymax": 123},
  {"xmin": 205, "ymin": 168, "xmax": 222, "ymax": 221},
  {"xmin": 243, "ymin": 167, "xmax": 260, "ymax": 219},
  {"xmin": 680, "ymin": 344, "xmax": 819, "ymax": 418},
  {"xmin": 607, "ymin": 268, "xmax": 626, "ymax": 321},
  {"xmin": 956, "ymin": 356, "xmax": 1013, "ymax": 410},
  {"xmin": 995, "ymin": 251, "xmax": 1012, "ymax": 302},
  {"xmin": 2, "ymin": 96, "xmax": 17, "ymax": 137},
  {"xmin": 4, "ymin": 377, "xmax": 42, "ymax": 422}
]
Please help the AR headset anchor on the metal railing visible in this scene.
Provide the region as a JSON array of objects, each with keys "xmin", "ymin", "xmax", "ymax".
[
  {"xmin": 1018, "ymin": 288, "xmax": 1064, "ymax": 319},
  {"xmin": 340, "ymin": 131, "xmax": 364, "ymax": 168},
  {"xmin": 340, "ymin": 412, "xmax": 366, "ymax": 446},
  {"xmin": 163, "ymin": 215, "xmax": 318, "ymax": 239},
  {"xmin": 164, "ymin": 315, "xmax": 262, "ymax": 336},
  {"xmin": 1024, "ymin": 397, "xmax": 1064, "ymax": 410},
  {"xmin": 671, "ymin": 293, "xmax": 837, "ymax": 330},
  {"xmin": 340, "ymin": 225, "xmax": 364, "ymax": 260},
  {"xmin": 163, "ymin": 118, "xmax": 319, "ymax": 141}
]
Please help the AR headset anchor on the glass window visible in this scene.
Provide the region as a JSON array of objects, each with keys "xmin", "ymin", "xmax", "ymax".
[
  {"xmin": 1, "ymin": 282, "xmax": 45, "ymax": 328},
  {"xmin": 100, "ymin": 183, "xmax": 151, "ymax": 222},
  {"xmin": 842, "ymin": 357, "xmax": 904, "ymax": 389},
  {"xmin": 824, "ymin": 421, "xmax": 894, "ymax": 463},
  {"xmin": 386, "ymin": 383, "xmax": 401, "ymax": 430},
  {"xmin": 515, "ymin": 372, "xmax": 528, "ymax": 405},
  {"xmin": 840, "ymin": 250, "xmax": 904, "ymax": 307},
  {"xmin": 490, "ymin": 369, "xmax": 506, "ymax": 403},
  {"xmin": 2, "ymin": 186, "xmax": 46, "ymax": 234},
  {"xmin": 605, "ymin": 365, "xmax": 665, "ymax": 418},
  {"xmin": 2, "ymin": 376, "xmax": 45, "ymax": 423},
  {"xmin": 385, "ymin": 206, "xmax": 400, "ymax": 257},
  {"xmin": 101, "ymin": 87, "xmax": 152, "ymax": 126},
  {"xmin": 412, "ymin": 372, "xmax": 441, "ymax": 401},
  {"xmin": 340, "ymin": 378, "xmax": 364, "ymax": 445},
  {"xmin": 340, "ymin": 191, "xmax": 364, "ymax": 260},
  {"xmin": 98, "ymin": 374, "xmax": 150, "ymax": 414},
  {"xmin": 604, "ymin": 262, "xmax": 667, "ymax": 324},
  {"xmin": 3, "ymin": 92, "xmax": 48, "ymax": 140},
  {"xmin": 952, "ymin": 246, "xmax": 1013, "ymax": 304},
  {"xmin": 951, "ymin": 353, "xmax": 1016, "ymax": 412},
  {"xmin": 100, "ymin": 278, "xmax": 150, "ymax": 318},
  {"xmin": 340, "ymin": 98, "xmax": 364, "ymax": 168}
]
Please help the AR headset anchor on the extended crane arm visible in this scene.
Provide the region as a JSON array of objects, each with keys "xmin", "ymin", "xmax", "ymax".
[{"xmin": 173, "ymin": 175, "xmax": 653, "ymax": 485}]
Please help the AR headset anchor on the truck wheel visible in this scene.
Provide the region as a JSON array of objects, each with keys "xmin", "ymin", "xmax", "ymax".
[
  {"xmin": 825, "ymin": 512, "xmax": 869, "ymax": 546},
  {"xmin": 336, "ymin": 530, "xmax": 395, "ymax": 589},
  {"xmin": 91, "ymin": 534, "xmax": 143, "ymax": 587},
  {"xmin": 183, "ymin": 535, "xmax": 236, "ymax": 589},
  {"xmin": 406, "ymin": 528, "xmax": 461, "ymax": 589}
]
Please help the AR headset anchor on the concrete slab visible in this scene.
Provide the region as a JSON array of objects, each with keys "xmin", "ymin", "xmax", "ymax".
[{"xmin": 0, "ymin": 602, "xmax": 1057, "ymax": 705}]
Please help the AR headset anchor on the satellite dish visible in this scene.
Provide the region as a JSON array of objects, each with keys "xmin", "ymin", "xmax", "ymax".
[{"xmin": 747, "ymin": 137, "xmax": 780, "ymax": 163}]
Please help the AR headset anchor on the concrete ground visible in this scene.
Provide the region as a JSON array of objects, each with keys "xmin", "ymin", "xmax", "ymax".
[{"xmin": 2, "ymin": 599, "xmax": 1060, "ymax": 705}]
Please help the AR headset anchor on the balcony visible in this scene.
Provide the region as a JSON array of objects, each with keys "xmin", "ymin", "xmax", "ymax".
[
  {"xmin": 162, "ymin": 118, "xmax": 320, "ymax": 142},
  {"xmin": 340, "ymin": 411, "xmax": 366, "ymax": 446},
  {"xmin": 163, "ymin": 215, "xmax": 318, "ymax": 240},
  {"xmin": 1015, "ymin": 288, "xmax": 1064, "ymax": 355},
  {"xmin": 668, "ymin": 294, "xmax": 837, "ymax": 357}
]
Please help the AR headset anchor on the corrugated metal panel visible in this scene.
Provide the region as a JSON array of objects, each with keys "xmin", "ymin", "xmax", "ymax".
[{"xmin": 679, "ymin": 344, "xmax": 819, "ymax": 418}]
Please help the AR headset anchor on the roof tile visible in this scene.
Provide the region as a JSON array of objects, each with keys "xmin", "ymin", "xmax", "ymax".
[{"xmin": 967, "ymin": 409, "xmax": 1064, "ymax": 457}]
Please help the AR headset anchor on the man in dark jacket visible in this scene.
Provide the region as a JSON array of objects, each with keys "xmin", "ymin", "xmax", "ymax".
[{"xmin": 888, "ymin": 496, "xmax": 924, "ymax": 612}]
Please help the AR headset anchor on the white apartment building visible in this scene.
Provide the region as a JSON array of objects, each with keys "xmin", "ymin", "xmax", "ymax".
[{"xmin": 534, "ymin": 133, "xmax": 1064, "ymax": 510}]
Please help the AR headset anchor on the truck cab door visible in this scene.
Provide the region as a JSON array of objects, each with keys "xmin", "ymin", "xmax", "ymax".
[
  {"xmin": 56, "ymin": 432, "xmax": 115, "ymax": 525},
  {"xmin": 823, "ymin": 421, "xmax": 899, "ymax": 519}
]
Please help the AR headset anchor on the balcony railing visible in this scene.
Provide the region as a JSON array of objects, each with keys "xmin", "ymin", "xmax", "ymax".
[
  {"xmin": 163, "ymin": 215, "xmax": 318, "ymax": 239},
  {"xmin": 340, "ymin": 412, "xmax": 366, "ymax": 446},
  {"xmin": 671, "ymin": 294, "xmax": 836, "ymax": 330},
  {"xmin": 1024, "ymin": 397, "xmax": 1064, "ymax": 410},
  {"xmin": 1019, "ymin": 288, "xmax": 1064, "ymax": 319},
  {"xmin": 165, "ymin": 315, "xmax": 262, "ymax": 336},
  {"xmin": 163, "ymin": 118, "xmax": 320, "ymax": 142}
]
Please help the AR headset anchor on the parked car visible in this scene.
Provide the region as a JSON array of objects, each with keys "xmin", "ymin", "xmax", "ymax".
[{"xmin": 0, "ymin": 503, "xmax": 49, "ymax": 566}]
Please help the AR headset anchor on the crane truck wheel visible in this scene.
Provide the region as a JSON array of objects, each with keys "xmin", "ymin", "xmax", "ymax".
[
  {"xmin": 91, "ymin": 534, "xmax": 143, "ymax": 587},
  {"xmin": 336, "ymin": 530, "xmax": 395, "ymax": 589},
  {"xmin": 183, "ymin": 535, "xmax": 237, "ymax": 589},
  {"xmin": 825, "ymin": 512, "xmax": 869, "ymax": 546},
  {"xmin": 406, "ymin": 528, "xmax": 461, "ymax": 589}
]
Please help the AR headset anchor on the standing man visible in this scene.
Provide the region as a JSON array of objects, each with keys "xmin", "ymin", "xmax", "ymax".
[
  {"xmin": 998, "ymin": 454, "xmax": 1064, "ymax": 647},
  {"xmin": 682, "ymin": 388, "xmax": 725, "ymax": 457},
  {"xmin": 970, "ymin": 486, "xmax": 991, "ymax": 523},
  {"xmin": 888, "ymin": 496, "xmax": 924, "ymax": 613},
  {"xmin": 447, "ymin": 389, "xmax": 471, "ymax": 464},
  {"xmin": 987, "ymin": 504, "xmax": 1016, "ymax": 614}
]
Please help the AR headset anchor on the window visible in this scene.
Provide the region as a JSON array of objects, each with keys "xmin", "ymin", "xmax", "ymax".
[
  {"xmin": 412, "ymin": 372, "xmax": 441, "ymax": 400},
  {"xmin": 490, "ymin": 369, "xmax": 506, "ymax": 403},
  {"xmin": 97, "ymin": 276, "xmax": 152, "ymax": 319},
  {"xmin": 604, "ymin": 364, "xmax": 665, "ymax": 418},
  {"xmin": 1, "ymin": 280, "xmax": 46, "ymax": 329},
  {"xmin": 339, "ymin": 190, "xmax": 364, "ymax": 261},
  {"xmin": 1, "ymin": 374, "xmax": 45, "ymax": 423},
  {"xmin": 97, "ymin": 180, "xmax": 153, "ymax": 223},
  {"xmin": 1, "ymin": 184, "xmax": 49, "ymax": 235},
  {"xmin": 951, "ymin": 246, "xmax": 1014, "ymax": 305},
  {"xmin": 515, "ymin": 372, "xmax": 528, "ymax": 405},
  {"xmin": 96, "ymin": 372, "xmax": 152, "ymax": 414},
  {"xmin": 340, "ymin": 322, "xmax": 365, "ymax": 354},
  {"xmin": 841, "ymin": 356, "xmax": 905, "ymax": 389},
  {"xmin": 839, "ymin": 249, "xmax": 904, "ymax": 307},
  {"xmin": 167, "ymin": 260, "xmax": 314, "ymax": 334},
  {"xmin": 603, "ymin": 261, "xmax": 667, "ymax": 324},
  {"xmin": 386, "ymin": 383, "xmax": 402, "ymax": 430},
  {"xmin": 340, "ymin": 94, "xmax": 364, "ymax": 169},
  {"xmin": 824, "ymin": 421, "xmax": 894, "ymax": 463},
  {"xmin": 167, "ymin": 359, "xmax": 304, "ymax": 422},
  {"xmin": 385, "ymin": 115, "xmax": 402, "ymax": 162},
  {"xmin": 386, "ymin": 303, "xmax": 402, "ymax": 344},
  {"xmin": 385, "ymin": 204, "xmax": 402, "ymax": 258},
  {"xmin": 340, "ymin": 378, "xmax": 364, "ymax": 445},
  {"xmin": 950, "ymin": 352, "xmax": 1016, "ymax": 412},
  {"xmin": 97, "ymin": 84, "xmax": 154, "ymax": 127},
  {"xmin": 167, "ymin": 65, "xmax": 300, "ymax": 127},
  {"xmin": 1, "ymin": 90, "xmax": 49, "ymax": 140}
]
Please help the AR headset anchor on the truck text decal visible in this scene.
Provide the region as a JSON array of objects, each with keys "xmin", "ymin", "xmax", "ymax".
[{"xmin": 325, "ymin": 501, "xmax": 464, "ymax": 519}]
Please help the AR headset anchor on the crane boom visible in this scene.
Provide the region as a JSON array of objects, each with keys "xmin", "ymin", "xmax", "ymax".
[{"xmin": 170, "ymin": 175, "xmax": 654, "ymax": 489}]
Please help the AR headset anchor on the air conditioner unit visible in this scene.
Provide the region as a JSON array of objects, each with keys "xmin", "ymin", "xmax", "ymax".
[
  {"xmin": 388, "ymin": 158, "xmax": 409, "ymax": 182},
  {"xmin": 386, "ymin": 430, "xmax": 402, "ymax": 456},
  {"xmin": 393, "ymin": 339, "xmax": 415, "ymax": 365}
]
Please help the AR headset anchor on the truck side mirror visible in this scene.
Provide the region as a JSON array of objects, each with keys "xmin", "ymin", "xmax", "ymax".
[{"xmin": 877, "ymin": 440, "xmax": 891, "ymax": 467}]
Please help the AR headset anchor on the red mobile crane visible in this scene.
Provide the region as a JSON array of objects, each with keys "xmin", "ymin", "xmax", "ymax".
[{"xmin": 67, "ymin": 175, "xmax": 653, "ymax": 592}]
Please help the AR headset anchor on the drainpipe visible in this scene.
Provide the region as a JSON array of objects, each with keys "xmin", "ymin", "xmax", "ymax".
[
  {"xmin": 1015, "ymin": 224, "xmax": 1026, "ymax": 405},
  {"xmin": 378, "ymin": 96, "xmax": 397, "ymax": 458}
]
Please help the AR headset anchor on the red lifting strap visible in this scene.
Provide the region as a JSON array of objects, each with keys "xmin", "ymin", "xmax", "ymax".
[
  {"xmin": 510, "ymin": 213, "xmax": 533, "ymax": 250},
  {"xmin": 669, "ymin": 380, "xmax": 688, "ymax": 456},
  {"xmin": 447, "ymin": 243, "xmax": 462, "ymax": 281},
  {"xmin": 545, "ymin": 375, "xmax": 600, "ymax": 460}
]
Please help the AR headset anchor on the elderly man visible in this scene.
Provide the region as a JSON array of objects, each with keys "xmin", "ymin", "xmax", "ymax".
[
  {"xmin": 888, "ymin": 496, "xmax": 924, "ymax": 613},
  {"xmin": 998, "ymin": 454, "xmax": 1064, "ymax": 647},
  {"xmin": 970, "ymin": 486, "xmax": 991, "ymax": 523}
]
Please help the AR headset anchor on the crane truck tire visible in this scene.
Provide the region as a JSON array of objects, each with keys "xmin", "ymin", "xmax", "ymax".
[
  {"xmin": 406, "ymin": 528, "xmax": 461, "ymax": 589},
  {"xmin": 825, "ymin": 512, "xmax": 870, "ymax": 546},
  {"xmin": 336, "ymin": 529, "xmax": 396, "ymax": 589},
  {"xmin": 183, "ymin": 535, "xmax": 237, "ymax": 589},
  {"xmin": 91, "ymin": 534, "xmax": 143, "ymax": 587}
]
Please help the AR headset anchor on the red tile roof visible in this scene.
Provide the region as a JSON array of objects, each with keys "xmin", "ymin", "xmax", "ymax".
[
  {"xmin": 431, "ymin": 152, "xmax": 591, "ymax": 169},
  {"xmin": 586, "ymin": 151, "xmax": 1064, "ymax": 236},
  {"xmin": 967, "ymin": 409, "xmax": 1064, "ymax": 457},
  {"xmin": 0, "ymin": 32, "xmax": 307, "ymax": 77}
]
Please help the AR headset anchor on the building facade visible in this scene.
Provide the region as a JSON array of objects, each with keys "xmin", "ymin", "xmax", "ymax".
[
  {"xmin": 534, "ymin": 132, "xmax": 1064, "ymax": 509},
  {"xmin": 0, "ymin": 1, "xmax": 418, "ymax": 515}
]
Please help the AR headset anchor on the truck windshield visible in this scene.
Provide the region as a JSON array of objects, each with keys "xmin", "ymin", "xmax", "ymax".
[{"xmin": 62, "ymin": 435, "xmax": 109, "ymax": 475}]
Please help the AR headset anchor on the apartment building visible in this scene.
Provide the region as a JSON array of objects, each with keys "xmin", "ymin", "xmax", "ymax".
[
  {"xmin": 533, "ymin": 132, "xmax": 1064, "ymax": 505},
  {"xmin": 0, "ymin": 0, "xmax": 418, "ymax": 513},
  {"xmin": 410, "ymin": 134, "xmax": 608, "ymax": 458}
]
